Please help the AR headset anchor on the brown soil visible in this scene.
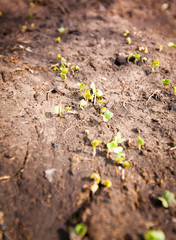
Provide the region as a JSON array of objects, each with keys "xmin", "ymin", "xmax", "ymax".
[{"xmin": 0, "ymin": 0, "xmax": 176, "ymax": 240}]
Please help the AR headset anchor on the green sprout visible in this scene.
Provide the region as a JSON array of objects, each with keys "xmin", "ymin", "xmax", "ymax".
[
  {"xmin": 107, "ymin": 141, "xmax": 123, "ymax": 154},
  {"xmin": 158, "ymin": 190, "xmax": 176, "ymax": 208},
  {"xmin": 152, "ymin": 60, "xmax": 160, "ymax": 72},
  {"xmin": 126, "ymin": 37, "xmax": 132, "ymax": 45},
  {"xmin": 137, "ymin": 136, "xmax": 144, "ymax": 150},
  {"xmin": 174, "ymin": 86, "xmax": 176, "ymax": 96},
  {"xmin": 21, "ymin": 25, "xmax": 27, "ymax": 33},
  {"xmin": 91, "ymin": 140, "xmax": 102, "ymax": 157},
  {"xmin": 145, "ymin": 230, "xmax": 165, "ymax": 240},
  {"xmin": 142, "ymin": 57, "xmax": 148, "ymax": 63},
  {"xmin": 103, "ymin": 180, "xmax": 112, "ymax": 188},
  {"xmin": 114, "ymin": 132, "xmax": 126, "ymax": 144},
  {"xmin": 123, "ymin": 30, "xmax": 129, "ymax": 37},
  {"xmin": 60, "ymin": 73, "xmax": 66, "ymax": 79},
  {"xmin": 103, "ymin": 109, "xmax": 113, "ymax": 124},
  {"xmin": 54, "ymin": 106, "xmax": 62, "ymax": 117},
  {"xmin": 28, "ymin": 13, "xmax": 33, "ymax": 19},
  {"xmin": 162, "ymin": 79, "xmax": 170, "ymax": 90},
  {"xmin": 95, "ymin": 89, "xmax": 103, "ymax": 98},
  {"xmin": 84, "ymin": 90, "xmax": 92, "ymax": 100},
  {"xmin": 90, "ymin": 173, "xmax": 100, "ymax": 184},
  {"xmin": 167, "ymin": 42, "xmax": 176, "ymax": 49},
  {"xmin": 58, "ymin": 27, "xmax": 66, "ymax": 34},
  {"xmin": 77, "ymin": 83, "xmax": 85, "ymax": 92},
  {"xmin": 74, "ymin": 223, "xmax": 87, "ymax": 238},
  {"xmin": 71, "ymin": 66, "xmax": 80, "ymax": 71},
  {"xmin": 133, "ymin": 53, "xmax": 141, "ymax": 63},
  {"xmin": 156, "ymin": 46, "xmax": 163, "ymax": 52},
  {"xmin": 115, "ymin": 152, "xmax": 126, "ymax": 164},
  {"xmin": 53, "ymin": 66, "xmax": 59, "ymax": 71},
  {"xmin": 60, "ymin": 64, "xmax": 68, "ymax": 74},
  {"xmin": 123, "ymin": 161, "xmax": 130, "ymax": 169},
  {"xmin": 97, "ymin": 99, "xmax": 104, "ymax": 104},
  {"xmin": 56, "ymin": 37, "xmax": 61, "ymax": 43},
  {"xmin": 80, "ymin": 99, "xmax": 87, "ymax": 110}
]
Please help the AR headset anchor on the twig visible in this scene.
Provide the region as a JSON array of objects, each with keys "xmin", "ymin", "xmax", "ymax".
[{"xmin": 146, "ymin": 90, "xmax": 161, "ymax": 105}]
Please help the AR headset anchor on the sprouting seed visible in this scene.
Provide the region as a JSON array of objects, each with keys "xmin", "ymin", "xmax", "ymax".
[
  {"xmin": 58, "ymin": 27, "xmax": 66, "ymax": 34},
  {"xmin": 54, "ymin": 106, "xmax": 62, "ymax": 117},
  {"xmin": 91, "ymin": 140, "xmax": 102, "ymax": 157},
  {"xmin": 126, "ymin": 37, "xmax": 132, "ymax": 45},
  {"xmin": 103, "ymin": 180, "xmax": 112, "ymax": 188},
  {"xmin": 80, "ymin": 99, "xmax": 87, "ymax": 110},
  {"xmin": 123, "ymin": 161, "xmax": 130, "ymax": 169},
  {"xmin": 90, "ymin": 173, "xmax": 100, "ymax": 184},
  {"xmin": 95, "ymin": 89, "xmax": 103, "ymax": 98},
  {"xmin": 137, "ymin": 136, "xmax": 144, "ymax": 150},
  {"xmin": 84, "ymin": 90, "xmax": 92, "ymax": 100},
  {"xmin": 162, "ymin": 79, "xmax": 170, "ymax": 90},
  {"xmin": 56, "ymin": 37, "xmax": 61, "ymax": 43},
  {"xmin": 74, "ymin": 223, "xmax": 87, "ymax": 238},
  {"xmin": 123, "ymin": 30, "xmax": 129, "ymax": 37},
  {"xmin": 103, "ymin": 109, "xmax": 113, "ymax": 124},
  {"xmin": 167, "ymin": 42, "xmax": 176, "ymax": 49},
  {"xmin": 145, "ymin": 230, "xmax": 166, "ymax": 240},
  {"xmin": 152, "ymin": 60, "xmax": 160, "ymax": 72}
]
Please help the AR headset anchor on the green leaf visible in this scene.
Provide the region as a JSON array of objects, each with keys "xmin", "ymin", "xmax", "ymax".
[
  {"xmin": 123, "ymin": 161, "xmax": 130, "ymax": 168},
  {"xmin": 115, "ymin": 152, "xmax": 126, "ymax": 164},
  {"xmin": 107, "ymin": 142, "xmax": 123, "ymax": 154},
  {"xmin": 162, "ymin": 79, "xmax": 170, "ymax": 88},
  {"xmin": 60, "ymin": 73, "xmax": 66, "ymax": 79},
  {"xmin": 158, "ymin": 197, "xmax": 169, "ymax": 208},
  {"xmin": 114, "ymin": 132, "xmax": 126, "ymax": 144},
  {"xmin": 133, "ymin": 53, "xmax": 140, "ymax": 59},
  {"xmin": 145, "ymin": 230, "xmax": 166, "ymax": 240},
  {"xmin": 137, "ymin": 136, "xmax": 144, "ymax": 146},
  {"xmin": 174, "ymin": 86, "xmax": 176, "ymax": 96},
  {"xmin": 91, "ymin": 140, "xmax": 102, "ymax": 148},
  {"xmin": 103, "ymin": 109, "xmax": 113, "ymax": 121},
  {"xmin": 162, "ymin": 190, "xmax": 176, "ymax": 207},
  {"xmin": 167, "ymin": 42, "xmax": 176, "ymax": 48},
  {"xmin": 90, "ymin": 82, "xmax": 96, "ymax": 94},
  {"xmin": 77, "ymin": 83, "xmax": 85, "ymax": 90},
  {"xmin": 75, "ymin": 223, "xmax": 87, "ymax": 237},
  {"xmin": 58, "ymin": 27, "xmax": 66, "ymax": 34}
]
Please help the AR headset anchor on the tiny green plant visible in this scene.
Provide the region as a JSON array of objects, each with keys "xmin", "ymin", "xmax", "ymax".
[
  {"xmin": 144, "ymin": 230, "xmax": 166, "ymax": 240},
  {"xmin": 84, "ymin": 90, "xmax": 92, "ymax": 100},
  {"xmin": 167, "ymin": 42, "xmax": 176, "ymax": 49},
  {"xmin": 122, "ymin": 161, "xmax": 130, "ymax": 168},
  {"xmin": 156, "ymin": 46, "xmax": 163, "ymax": 52},
  {"xmin": 74, "ymin": 223, "xmax": 87, "ymax": 238},
  {"xmin": 103, "ymin": 109, "xmax": 113, "ymax": 125},
  {"xmin": 174, "ymin": 86, "xmax": 176, "ymax": 96},
  {"xmin": 91, "ymin": 140, "xmax": 102, "ymax": 157},
  {"xmin": 158, "ymin": 190, "xmax": 176, "ymax": 208},
  {"xmin": 102, "ymin": 180, "xmax": 112, "ymax": 188},
  {"xmin": 58, "ymin": 27, "xmax": 66, "ymax": 34},
  {"xmin": 77, "ymin": 83, "xmax": 85, "ymax": 93},
  {"xmin": 90, "ymin": 173, "xmax": 100, "ymax": 194},
  {"xmin": 123, "ymin": 30, "xmax": 129, "ymax": 37},
  {"xmin": 126, "ymin": 37, "xmax": 132, "ymax": 45},
  {"xmin": 53, "ymin": 66, "xmax": 59, "ymax": 71},
  {"xmin": 56, "ymin": 37, "xmax": 61, "ymax": 43},
  {"xmin": 152, "ymin": 60, "xmax": 160, "ymax": 72},
  {"xmin": 137, "ymin": 136, "xmax": 144, "ymax": 150},
  {"xmin": 162, "ymin": 79, "xmax": 170, "ymax": 90},
  {"xmin": 28, "ymin": 13, "xmax": 33, "ymax": 19},
  {"xmin": 133, "ymin": 53, "xmax": 141, "ymax": 63},
  {"xmin": 54, "ymin": 106, "xmax": 62, "ymax": 117},
  {"xmin": 79, "ymin": 99, "xmax": 87, "ymax": 110}
]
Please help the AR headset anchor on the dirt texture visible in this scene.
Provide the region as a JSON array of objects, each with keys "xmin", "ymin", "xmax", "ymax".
[{"xmin": 0, "ymin": 0, "xmax": 176, "ymax": 240}]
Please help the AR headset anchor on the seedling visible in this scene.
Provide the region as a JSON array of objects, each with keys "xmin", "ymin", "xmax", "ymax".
[
  {"xmin": 107, "ymin": 141, "xmax": 123, "ymax": 154},
  {"xmin": 60, "ymin": 64, "xmax": 68, "ymax": 74},
  {"xmin": 126, "ymin": 37, "xmax": 132, "ymax": 45},
  {"xmin": 137, "ymin": 136, "xmax": 144, "ymax": 150},
  {"xmin": 56, "ymin": 37, "xmax": 61, "ymax": 43},
  {"xmin": 95, "ymin": 89, "xmax": 103, "ymax": 98},
  {"xmin": 142, "ymin": 57, "xmax": 147, "ymax": 63},
  {"xmin": 152, "ymin": 60, "xmax": 159, "ymax": 72},
  {"xmin": 123, "ymin": 161, "xmax": 130, "ymax": 168},
  {"xmin": 123, "ymin": 30, "xmax": 129, "ymax": 37},
  {"xmin": 145, "ymin": 230, "xmax": 165, "ymax": 240},
  {"xmin": 167, "ymin": 42, "xmax": 176, "ymax": 49},
  {"xmin": 60, "ymin": 73, "xmax": 66, "ymax": 79},
  {"xmin": 21, "ymin": 25, "xmax": 27, "ymax": 33},
  {"xmin": 97, "ymin": 99, "xmax": 104, "ymax": 104},
  {"xmin": 139, "ymin": 47, "xmax": 148, "ymax": 53},
  {"xmin": 79, "ymin": 99, "xmax": 87, "ymax": 110},
  {"xmin": 28, "ymin": 13, "xmax": 33, "ymax": 19},
  {"xmin": 58, "ymin": 27, "xmax": 66, "ymax": 34},
  {"xmin": 128, "ymin": 53, "xmax": 141, "ymax": 63},
  {"xmin": 77, "ymin": 83, "xmax": 85, "ymax": 93},
  {"xmin": 174, "ymin": 86, "xmax": 176, "ymax": 96},
  {"xmin": 65, "ymin": 106, "xmax": 72, "ymax": 111},
  {"xmin": 162, "ymin": 79, "xmax": 170, "ymax": 89},
  {"xmin": 158, "ymin": 190, "xmax": 176, "ymax": 208},
  {"xmin": 115, "ymin": 152, "xmax": 126, "ymax": 164},
  {"xmin": 90, "ymin": 173, "xmax": 100, "ymax": 184},
  {"xmin": 90, "ymin": 173, "xmax": 100, "ymax": 194},
  {"xmin": 114, "ymin": 132, "xmax": 126, "ymax": 144},
  {"xmin": 103, "ymin": 180, "xmax": 112, "ymax": 188},
  {"xmin": 53, "ymin": 66, "xmax": 59, "ymax": 71},
  {"xmin": 103, "ymin": 109, "xmax": 113, "ymax": 125},
  {"xmin": 71, "ymin": 66, "xmax": 80, "ymax": 71},
  {"xmin": 84, "ymin": 90, "xmax": 92, "ymax": 100},
  {"xmin": 74, "ymin": 223, "xmax": 87, "ymax": 239},
  {"xmin": 54, "ymin": 106, "xmax": 62, "ymax": 117},
  {"xmin": 100, "ymin": 107, "xmax": 106, "ymax": 116},
  {"xmin": 156, "ymin": 46, "xmax": 163, "ymax": 52},
  {"xmin": 91, "ymin": 140, "xmax": 102, "ymax": 157}
]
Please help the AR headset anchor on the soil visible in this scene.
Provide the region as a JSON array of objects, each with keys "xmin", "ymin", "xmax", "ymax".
[{"xmin": 0, "ymin": 0, "xmax": 176, "ymax": 240}]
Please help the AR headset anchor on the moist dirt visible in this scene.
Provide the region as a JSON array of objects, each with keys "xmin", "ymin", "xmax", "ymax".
[{"xmin": 0, "ymin": 0, "xmax": 176, "ymax": 240}]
